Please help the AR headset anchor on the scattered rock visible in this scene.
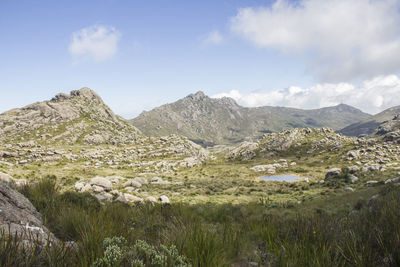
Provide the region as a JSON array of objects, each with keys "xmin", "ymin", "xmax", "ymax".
[
  {"xmin": 250, "ymin": 164, "xmax": 276, "ymax": 173},
  {"xmin": 123, "ymin": 179, "xmax": 142, "ymax": 188},
  {"xmin": 158, "ymin": 195, "xmax": 170, "ymax": 204},
  {"xmin": 385, "ymin": 177, "xmax": 400, "ymax": 184},
  {"xmin": 151, "ymin": 177, "xmax": 170, "ymax": 185},
  {"xmin": 325, "ymin": 168, "xmax": 341, "ymax": 179},
  {"xmin": 348, "ymin": 166, "xmax": 359, "ymax": 174},
  {"xmin": 90, "ymin": 177, "xmax": 112, "ymax": 191},
  {"xmin": 81, "ymin": 183, "xmax": 92, "ymax": 192},
  {"xmin": 349, "ymin": 175, "xmax": 359, "ymax": 183},
  {"xmin": 344, "ymin": 187, "xmax": 355, "ymax": 192},
  {"xmin": 92, "ymin": 185, "xmax": 105, "ymax": 193},
  {"xmin": 74, "ymin": 182, "xmax": 85, "ymax": 191},
  {"xmin": 115, "ymin": 195, "xmax": 127, "ymax": 203},
  {"xmin": 366, "ymin": 180, "xmax": 379, "ymax": 185},
  {"xmin": 124, "ymin": 193, "xmax": 143, "ymax": 203}
]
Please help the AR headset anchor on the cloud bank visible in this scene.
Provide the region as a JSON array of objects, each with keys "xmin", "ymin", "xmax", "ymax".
[
  {"xmin": 230, "ymin": 0, "xmax": 400, "ymax": 81},
  {"xmin": 69, "ymin": 25, "xmax": 120, "ymax": 62},
  {"xmin": 202, "ymin": 30, "xmax": 224, "ymax": 45},
  {"xmin": 212, "ymin": 75, "xmax": 400, "ymax": 114}
]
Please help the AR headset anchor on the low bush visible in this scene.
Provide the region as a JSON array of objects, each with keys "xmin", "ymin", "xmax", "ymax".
[{"xmin": 5, "ymin": 179, "xmax": 398, "ymax": 266}]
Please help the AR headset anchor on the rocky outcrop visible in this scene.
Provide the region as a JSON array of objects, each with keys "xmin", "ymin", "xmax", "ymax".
[
  {"xmin": 0, "ymin": 182, "xmax": 57, "ymax": 245},
  {"xmin": 227, "ymin": 128, "xmax": 356, "ymax": 160}
]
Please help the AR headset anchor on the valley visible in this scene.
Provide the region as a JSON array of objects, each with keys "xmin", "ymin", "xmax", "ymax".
[{"xmin": 1, "ymin": 88, "xmax": 399, "ymax": 266}]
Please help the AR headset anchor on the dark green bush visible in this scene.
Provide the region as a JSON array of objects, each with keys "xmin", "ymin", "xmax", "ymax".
[{"xmin": 11, "ymin": 179, "xmax": 400, "ymax": 266}]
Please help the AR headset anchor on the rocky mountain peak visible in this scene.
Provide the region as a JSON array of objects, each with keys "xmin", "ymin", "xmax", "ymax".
[
  {"xmin": 186, "ymin": 91, "xmax": 207, "ymax": 101},
  {"xmin": 51, "ymin": 87, "xmax": 104, "ymax": 105},
  {"xmin": 0, "ymin": 87, "xmax": 143, "ymax": 145},
  {"xmin": 70, "ymin": 87, "xmax": 105, "ymax": 104}
]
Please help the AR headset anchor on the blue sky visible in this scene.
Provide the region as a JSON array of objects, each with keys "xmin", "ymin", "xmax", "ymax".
[{"xmin": 1, "ymin": 0, "xmax": 400, "ymax": 117}]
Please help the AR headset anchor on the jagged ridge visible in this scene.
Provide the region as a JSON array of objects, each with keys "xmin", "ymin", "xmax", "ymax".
[{"xmin": 131, "ymin": 91, "xmax": 371, "ymax": 145}]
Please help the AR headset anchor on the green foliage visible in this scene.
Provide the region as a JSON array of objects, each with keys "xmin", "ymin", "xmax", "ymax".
[
  {"xmin": 93, "ymin": 237, "xmax": 190, "ymax": 267},
  {"xmin": 12, "ymin": 180, "xmax": 400, "ymax": 266}
]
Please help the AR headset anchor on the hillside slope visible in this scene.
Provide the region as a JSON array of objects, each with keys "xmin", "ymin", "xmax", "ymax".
[
  {"xmin": 131, "ymin": 91, "xmax": 371, "ymax": 145},
  {"xmin": 0, "ymin": 87, "xmax": 142, "ymax": 145},
  {"xmin": 340, "ymin": 105, "xmax": 400, "ymax": 137}
]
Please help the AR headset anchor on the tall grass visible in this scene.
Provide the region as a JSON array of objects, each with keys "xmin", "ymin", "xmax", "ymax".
[{"xmin": 1, "ymin": 177, "xmax": 398, "ymax": 266}]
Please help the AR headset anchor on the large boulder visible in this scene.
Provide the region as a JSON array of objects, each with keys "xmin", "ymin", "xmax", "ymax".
[
  {"xmin": 90, "ymin": 177, "xmax": 112, "ymax": 191},
  {"xmin": 250, "ymin": 164, "xmax": 276, "ymax": 173},
  {"xmin": 0, "ymin": 182, "xmax": 57, "ymax": 245}
]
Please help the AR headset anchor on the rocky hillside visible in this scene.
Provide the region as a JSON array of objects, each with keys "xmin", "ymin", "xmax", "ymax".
[
  {"xmin": 0, "ymin": 88, "xmax": 208, "ymax": 176},
  {"xmin": 225, "ymin": 127, "xmax": 400, "ymax": 178},
  {"xmin": 131, "ymin": 91, "xmax": 370, "ymax": 145},
  {"xmin": 0, "ymin": 88, "xmax": 142, "ymax": 145},
  {"xmin": 340, "ymin": 105, "xmax": 400, "ymax": 137},
  {"xmin": 374, "ymin": 114, "xmax": 400, "ymax": 144}
]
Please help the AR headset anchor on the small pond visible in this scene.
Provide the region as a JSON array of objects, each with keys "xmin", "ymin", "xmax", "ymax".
[{"xmin": 261, "ymin": 175, "xmax": 302, "ymax": 182}]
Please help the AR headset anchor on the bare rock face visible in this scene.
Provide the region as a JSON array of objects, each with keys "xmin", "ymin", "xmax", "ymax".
[{"xmin": 0, "ymin": 182, "xmax": 57, "ymax": 245}]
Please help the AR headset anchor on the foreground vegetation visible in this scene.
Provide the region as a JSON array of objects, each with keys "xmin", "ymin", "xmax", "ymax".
[{"xmin": 1, "ymin": 178, "xmax": 399, "ymax": 266}]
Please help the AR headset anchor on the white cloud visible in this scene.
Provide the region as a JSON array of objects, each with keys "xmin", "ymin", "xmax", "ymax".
[
  {"xmin": 212, "ymin": 75, "xmax": 400, "ymax": 114},
  {"xmin": 202, "ymin": 30, "xmax": 224, "ymax": 45},
  {"xmin": 69, "ymin": 25, "xmax": 120, "ymax": 62},
  {"xmin": 230, "ymin": 0, "xmax": 400, "ymax": 81}
]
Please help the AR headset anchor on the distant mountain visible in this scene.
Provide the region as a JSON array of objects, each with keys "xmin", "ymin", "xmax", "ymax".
[
  {"xmin": 130, "ymin": 91, "xmax": 371, "ymax": 145},
  {"xmin": 340, "ymin": 105, "xmax": 400, "ymax": 137}
]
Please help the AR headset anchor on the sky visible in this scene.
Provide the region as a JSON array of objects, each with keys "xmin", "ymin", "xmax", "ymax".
[{"xmin": 1, "ymin": 0, "xmax": 400, "ymax": 117}]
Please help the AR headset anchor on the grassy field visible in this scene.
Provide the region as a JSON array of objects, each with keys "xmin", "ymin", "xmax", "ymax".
[{"xmin": 1, "ymin": 177, "xmax": 399, "ymax": 266}]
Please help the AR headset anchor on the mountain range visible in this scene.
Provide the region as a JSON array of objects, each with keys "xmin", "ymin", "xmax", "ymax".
[
  {"xmin": 130, "ymin": 91, "xmax": 371, "ymax": 145},
  {"xmin": 340, "ymin": 105, "xmax": 400, "ymax": 137}
]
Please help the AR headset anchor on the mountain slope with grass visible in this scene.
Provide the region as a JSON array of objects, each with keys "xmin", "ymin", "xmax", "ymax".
[
  {"xmin": 340, "ymin": 105, "xmax": 400, "ymax": 137},
  {"xmin": 0, "ymin": 87, "xmax": 142, "ymax": 145},
  {"xmin": 131, "ymin": 91, "xmax": 371, "ymax": 145}
]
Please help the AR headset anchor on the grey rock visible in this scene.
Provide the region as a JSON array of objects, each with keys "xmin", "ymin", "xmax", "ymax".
[
  {"xmin": 344, "ymin": 187, "xmax": 355, "ymax": 192},
  {"xmin": 348, "ymin": 166, "xmax": 359, "ymax": 174},
  {"xmin": 325, "ymin": 168, "xmax": 341, "ymax": 179},
  {"xmin": 81, "ymin": 183, "xmax": 92, "ymax": 192},
  {"xmin": 385, "ymin": 177, "xmax": 400, "ymax": 184},
  {"xmin": 0, "ymin": 182, "xmax": 57, "ymax": 245},
  {"xmin": 90, "ymin": 177, "xmax": 112, "ymax": 191},
  {"xmin": 133, "ymin": 177, "xmax": 148, "ymax": 185},
  {"xmin": 74, "ymin": 182, "xmax": 85, "ymax": 191},
  {"xmin": 349, "ymin": 175, "xmax": 359, "ymax": 183},
  {"xmin": 124, "ymin": 193, "xmax": 143, "ymax": 203},
  {"xmin": 251, "ymin": 164, "xmax": 276, "ymax": 173},
  {"xmin": 95, "ymin": 193, "xmax": 113, "ymax": 202},
  {"xmin": 158, "ymin": 195, "xmax": 170, "ymax": 204},
  {"xmin": 115, "ymin": 195, "xmax": 127, "ymax": 203},
  {"xmin": 92, "ymin": 185, "xmax": 105, "ymax": 193}
]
